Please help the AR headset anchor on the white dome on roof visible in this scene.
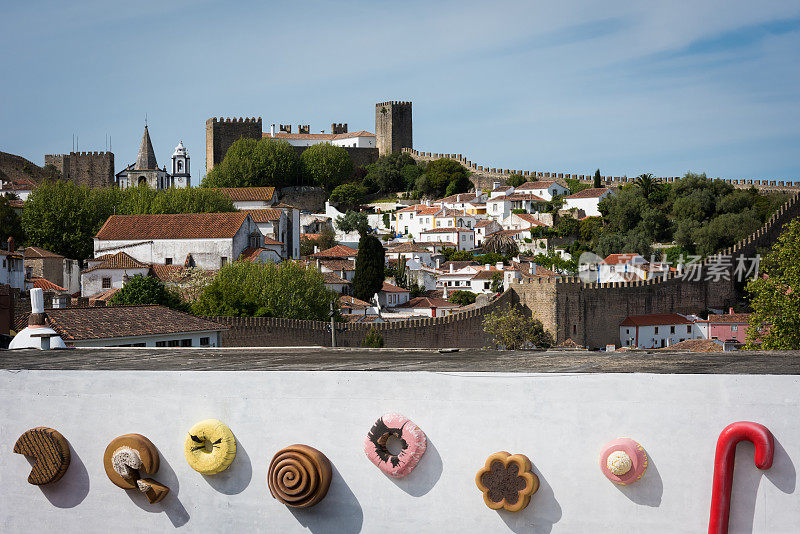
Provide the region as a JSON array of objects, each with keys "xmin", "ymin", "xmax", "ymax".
[{"xmin": 173, "ymin": 140, "xmax": 188, "ymax": 157}]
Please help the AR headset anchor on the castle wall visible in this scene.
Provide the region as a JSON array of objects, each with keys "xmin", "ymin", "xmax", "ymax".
[
  {"xmin": 403, "ymin": 149, "xmax": 800, "ymax": 194},
  {"xmin": 205, "ymin": 290, "xmax": 512, "ymax": 348},
  {"xmin": 205, "ymin": 117, "xmax": 262, "ymax": 172},
  {"xmin": 376, "ymin": 101, "xmax": 412, "ymax": 156},
  {"xmin": 44, "ymin": 151, "xmax": 114, "ymax": 188}
]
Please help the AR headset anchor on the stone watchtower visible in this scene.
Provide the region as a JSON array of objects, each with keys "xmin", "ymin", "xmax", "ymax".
[
  {"xmin": 375, "ymin": 101, "xmax": 412, "ymax": 156},
  {"xmin": 205, "ymin": 117, "xmax": 262, "ymax": 173}
]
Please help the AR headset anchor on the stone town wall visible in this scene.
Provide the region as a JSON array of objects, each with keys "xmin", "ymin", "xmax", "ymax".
[
  {"xmin": 278, "ymin": 186, "xmax": 328, "ymax": 213},
  {"xmin": 403, "ymin": 148, "xmax": 800, "ymax": 194},
  {"xmin": 44, "ymin": 151, "xmax": 114, "ymax": 188},
  {"xmin": 205, "ymin": 290, "xmax": 512, "ymax": 348},
  {"xmin": 512, "ymin": 192, "xmax": 800, "ymax": 347}
]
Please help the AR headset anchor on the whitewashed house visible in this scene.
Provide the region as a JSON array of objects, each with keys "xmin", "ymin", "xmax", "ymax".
[
  {"xmin": 563, "ymin": 188, "xmax": 614, "ymax": 217},
  {"xmin": 215, "ymin": 187, "xmax": 278, "ymax": 209},
  {"xmin": 385, "ymin": 242, "xmax": 434, "ymax": 268},
  {"xmin": 264, "ymin": 125, "xmax": 376, "ymax": 148},
  {"xmin": 474, "ymin": 220, "xmax": 502, "ymax": 246},
  {"xmin": 596, "ymin": 254, "xmax": 673, "ymax": 284},
  {"xmin": 392, "ymin": 296, "xmax": 460, "ymax": 318},
  {"xmin": 378, "ymin": 282, "xmax": 410, "ymax": 308},
  {"xmin": 394, "ymin": 204, "xmax": 438, "ymax": 238},
  {"xmin": 81, "ymin": 252, "xmax": 151, "ymax": 298},
  {"xmin": 0, "ymin": 247, "xmax": 25, "ymax": 291},
  {"xmin": 93, "ymin": 213, "xmax": 262, "ymax": 271},
  {"xmin": 500, "ymin": 213, "xmax": 548, "ymax": 231},
  {"xmin": 434, "ymin": 192, "xmax": 486, "ymax": 211},
  {"xmin": 433, "ymin": 209, "xmax": 478, "ymax": 230},
  {"xmin": 420, "ymin": 228, "xmax": 475, "ymax": 251},
  {"xmin": 515, "ymin": 180, "xmax": 570, "ymax": 201},
  {"xmin": 619, "ymin": 313, "xmax": 705, "ymax": 349}
]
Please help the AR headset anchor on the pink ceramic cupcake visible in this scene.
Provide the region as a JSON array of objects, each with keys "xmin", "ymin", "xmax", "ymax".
[{"xmin": 599, "ymin": 438, "xmax": 648, "ymax": 485}]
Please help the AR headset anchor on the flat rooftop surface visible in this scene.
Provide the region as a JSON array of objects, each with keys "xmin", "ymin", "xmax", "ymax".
[{"xmin": 1, "ymin": 347, "xmax": 799, "ymax": 373}]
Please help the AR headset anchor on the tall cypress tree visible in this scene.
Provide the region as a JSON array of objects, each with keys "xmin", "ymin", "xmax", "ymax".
[
  {"xmin": 593, "ymin": 169, "xmax": 602, "ymax": 188},
  {"xmin": 352, "ymin": 234, "xmax": 385, "ymax": 302}
]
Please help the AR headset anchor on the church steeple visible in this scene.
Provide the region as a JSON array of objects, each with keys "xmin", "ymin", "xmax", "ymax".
[{"xmin": 135, "ymin": 125, "xmax": 158, "ymax": 170}]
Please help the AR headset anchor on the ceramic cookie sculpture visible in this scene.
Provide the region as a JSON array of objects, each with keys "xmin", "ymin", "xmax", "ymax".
[
  {"xmin": 599, "ymin": 438, "xmax": 648, "ymax": 485},
  {"xmin": 104, "ymin": 434, "xmax": 170, "ymax": 504},
  {"xmin": 184, "ymin": 419, "xmax": 237, "ymax": 475},
  {"xmin": 364, "ymin": 413, "xmax": 427, "ymax": 478},
  {"xmin": 13, "ymin": 427, "xmax": 71, "ymax": 485},
  {"xmin": 476, "ymin": 451, "xmax": 540, "ymax": 512},
  {"xmin": 268, "ymin": 444, "xmax": 332, "ymax": 508}
]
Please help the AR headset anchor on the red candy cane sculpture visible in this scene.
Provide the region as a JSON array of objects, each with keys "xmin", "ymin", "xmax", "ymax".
[{"xmin": 708, "ymin": 421, "xmax": 774, "ymax": 534}]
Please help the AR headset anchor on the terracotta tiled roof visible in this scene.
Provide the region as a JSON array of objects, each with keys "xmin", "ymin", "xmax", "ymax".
[
  {"xmin": 505, "ymin": 193, "xmax": 547, "ymax": 202},
  {"xmin": 301, "ymin": 233, "xmax": 322, "ymax": 241},
  {"xmin": 322, "ymin": 272, "xmax": 350, "ymax": 284},
  {"xmin": 495, "ymin": 229, "xmax": 526, "ymax": 237},
  {"xmin": 339, "ymin": 295, "xmax": 370, "ymax": 308},
  {"xmin": 0, "ymin": 178, "xmax": 36, "ymax": 191},
  {"xmin": 620, "ymin": 313, "xmax": 692, "ymax": 327},
  {"xmin": 239, "ymin": 247, "xmax": 267, "ymax": 262},
  {"xmin": 388, "ymin": 242, "xmax": 430, "ymax": 253},
  {"xmin": 30, "ymin": 277, "xmax": 66, "ymax": 291},
  {"xmin": 45, "ymin": 305, "xmax": 226, "ymax": 341},
  {"xmin": 602, "ymin": 253, "xmax": 646, "ymax": 265},
  {"xmin": 242, "ymin": 209, "xmax": 283, "ymax": 222},
  {"xmin": 397, "ymin": 296, "xmax": 459, "ymax": 309},
  {"xmin": 565, "ymin": 187, "xmax": 610, "ymax": 199},
  {"xmin": 491, "ymin": 185, "xmax": 513, "ymax": 193},
  {"xmin": 83, "ymin": 252, "xmax": 150, "ymax": 273},
  {"xmin": 214, "ymin": 187, "xmax": 276, "ymax": 202},
  {"xmin": 318, "ymin": 259, "xmax": 355, "ymax": 271},
  {"xmin": 516, "ymin": 180, "xmax": 556, "ymax": 189},
  {"xmin": 310, "ymin": 245, "xmax": 358, "ymax": 258},
  {"xmin": 23, "ymin": 246, "xmax": 64, "ymax": 259},
  {"xmin": 436, "ymin": 209, "xmax": 469, "ymax": 217},
  {"xmin": 513, "ymin": 213, "xmax": 547, "ymax": 226},
  {"xmin": 95, "ymin": 213, "xmax": 249, "ymax": 240},
  {"xmin": 706, "ymin": 313, "xmax": 752, "ymax": 324},
  {"xmin": 149, "ymin": 264, "xmax": 185, "ymax": 281},
  {"xmin": 87, "ymin": 287, "xmax": 120, "ymax": 302},
  {"xmin": 471, "ymin": 268, "xmax": 507, "ymax": 280},
  {"xmin": 263, "ymin": 237, "xmax": 283, "ymax": 245},
  {"xmin": 396, "ymin": 204, "xmax": 438, "ymax": 214},
  {"xmin": 438, "ymin": 193, "xmax": 478, "ymax": 203},
  {"xmin": 439, "ymin": 261, "xmax": 479, "ymax": 271},
  {"xmin": 381, "ymin": 282, "xmax": 409, "ymax": 293}
]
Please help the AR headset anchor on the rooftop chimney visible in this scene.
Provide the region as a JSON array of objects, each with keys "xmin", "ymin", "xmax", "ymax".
[
  {"xmin": 449, "ymin": 263, "xmax": 454, "ymax": 273},
  {"xmin": 270, "ymin": 124, "xmax": 275, "ymax": 137},
  {"xmin": 496, "ymin": 262, "xmax": 504, "ymax": 271},
  {"xmin": 729, "ymin": 307, "xmax": 734, "ymax": 314},
  {"xmin": 7, "ymin": 236, "xmax": 14, "ymax": 253},
  {"xmin": 484, "ymin": 264, "xmax": 490, "ymax": 270}
]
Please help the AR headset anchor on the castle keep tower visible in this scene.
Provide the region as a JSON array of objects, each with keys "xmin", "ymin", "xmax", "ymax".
[
  {"xmin": 205, "ymin": 117, "xmax": 262, "ymax": 172},
  {"xmin": 375, "ymin": 101, "xmax": 412, "ymax": 156},
  {"xmin": 44, "ymin": 151, "xmax": 114, "ymax": 188}
]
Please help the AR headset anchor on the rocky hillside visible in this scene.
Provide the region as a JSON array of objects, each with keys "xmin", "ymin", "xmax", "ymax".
[{"xmin": 0, "ymin": 151, "xmax": 53, "ymax": 184}]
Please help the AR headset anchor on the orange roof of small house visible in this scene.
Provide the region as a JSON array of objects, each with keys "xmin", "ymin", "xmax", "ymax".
[
  {"xmin": 620, "ymin": 313, "xmax": 692, "ymax": 327},
  {"xmin": 82, "ymin": 252, "xmax": 150, "ymax": 273},
  {"xmin": 397, "ymin": 296, "xmax": 459, "ymax": 309},
  {"xmin": 602, "ymin": 253, "xmax": 647, "ymax": 265},
  {"xmin": 214, "ymin": 187, "xmax": 276, "ymax": 202},
  {"xmin": 309, "ymin": 245, "xmax": 358, "ymax": 258},
  {"xmin": 95, "ymin": 213, "xmax": 249, "ymax": 240},
  {"xmin": 381, "ymin": 282, "xmax": 409, "ymax": 293},
  {"xmin": 565, "ymin": 187, "xmax": 611, "ymax": 199},
  {"xmin": 241, "ymin": 209, "xmax": 283, "ymax": 222},
  {"xmin": 30, "ymin": 277, "xmax": 66, "ymax": 292}
]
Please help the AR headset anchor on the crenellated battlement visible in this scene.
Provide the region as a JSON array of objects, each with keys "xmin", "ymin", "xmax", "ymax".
[
  {"xmin": 208, "ymin": 117, "xmax": 261, "ymax": 124},
  {"xmin": 206, "ymin": 117, "xmax": 263, "ymax": 171},
  {"xmin": 402, "ymin": 148, "xmax": 800, "ymax": 193},
  {"xmin": 376, "ymin": 101, "xmax": 412, "ymax": 107}
]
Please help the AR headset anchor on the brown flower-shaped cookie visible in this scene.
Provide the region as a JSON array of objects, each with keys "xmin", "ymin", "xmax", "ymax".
[{"xmin": 475, "ymin": 451, "xmax": 539, "ymax": 512}]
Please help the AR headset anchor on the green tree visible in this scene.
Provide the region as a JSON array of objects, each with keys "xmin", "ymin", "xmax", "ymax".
[
  {"xmin": 201, "ymin": 138, "xmax": 300, "ymax": 188},
  {"xmin": 329, "ymin": 183, "xmax": 366, "ymax": 211},
  {"xmin": 449, "ymin": 290, "xmax": 477, "ymax": 305},
  {"xmin": 415, "ymin": 159, "xmax": 471, "ymax": 198},
  {"xmin": 110, "ymin": 274, "xmax": 186, "ymax": 310},
  {"xmin": 483, "ymin": 233, "xmax": 519, "ymax": 257},
  {"xmin": 746, "ymin": 219, "xmax": 800, "ymax": 349},
  {"xmin": 0, "ymin": 196, "xmax": 24, "ymax": 246},
  {"xmin": 490, "ymin": 272, "xmax": 504, "ymax": 293},
  {"xmin": 593, "ymin": 169, "xmax": 602, "ymax": 188},
  {"xmin": 192, "ymin": 261, "xmax": 339, "ymax": 320},
  {"xmin": 363, "ymin": 327, "xmax": 385, "ymax": 348},
  {"xmin": 507, "ymin": 174, "xmax": 526, "ymax": 188},
  {"xmin": 633, "ymin": 173, "xmax": 660, "ymax": 200},
  {"xmin": 363, "ymin": 152, "xmax": 422, "ymax": 194},
  {"xmin": 483, "ymin": 306, "xmax": 554, "ymax": 349},
  {"xmin": 300, "ymin": 225, "xmax": 336, "ymax": 256},
  {"xmin": 352, "ymin": 234, "xmax": 385, "ymax": 302},
  {"xmin": 300, "ymin": 143, "xmax": 354, "ymax": 190},
  {"xmin": 335, "ymin": 211, "xmax": 370, "ymax": 236}
]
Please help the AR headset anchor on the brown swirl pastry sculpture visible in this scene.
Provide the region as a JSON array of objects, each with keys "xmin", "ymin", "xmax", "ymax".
[
  {"xmin": 475, "ymin": 451, "xmax": 539, "ymax": 512},
  {"xmin": 13, "ymin": 427, "xmax": 71, "ymax": 485},
  {"xmin": 268, "ymin": 444, "xmax": 332, "ymax": 508},
  {"xmin": 103, "ymin": 434, "xmax": 170, "ymax": 504}
]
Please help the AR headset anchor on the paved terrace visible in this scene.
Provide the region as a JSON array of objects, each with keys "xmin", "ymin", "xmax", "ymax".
[{"xmin": 1, "ymin": 347, "xmax": 799, "ymax": 373}]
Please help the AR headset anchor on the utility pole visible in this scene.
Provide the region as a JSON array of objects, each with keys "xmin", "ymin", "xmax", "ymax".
[{"xmin": 329, "ymin": 301, "xmax": 336, "ymax": 347}]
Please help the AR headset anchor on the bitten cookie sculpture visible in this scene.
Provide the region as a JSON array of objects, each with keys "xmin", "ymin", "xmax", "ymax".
[
  {"xmin": 599, "ymin": 438, "xmax": 648, "ymax": 485},
  {"xmin": 184, "ymin": 419, "xmax": 237, "ymax": 475},
  {"xmin": 13, "ymin": 427, "xmax": 71, "ymax": 485},
  {"xmin": 268, "ymin": 444, "xmax": 332, "ymax": 508},
  {"xmin": 104, "ymin": 434, "xmax": 170, "ymax": 503},
  {"xmin": 364, "ymin": 413, "xmax": 427, "ymax": 478},
  {"xmin": 476, "ymin": 451, "xmax": 539, "ymax": 512}
]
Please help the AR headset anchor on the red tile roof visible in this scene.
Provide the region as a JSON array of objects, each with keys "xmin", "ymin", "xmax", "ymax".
[
  {"xmin": 263, "ymin": 237, "xmax": 283, "ymax": 245},
  {"xmin": 339, "ymin": 295, "xmax": 370, "ymax": 308},
  {"xmin": 440, "ymin": 261, "xmax": 479, "ymax": 271},
  {"xmin": 437, "ymin": 193, "xmax": 478, "ymax": 203},
  {"xmin": 214, "ymin": 187, "xmax": 276, "ymax": 202},
  {"xmin": 620, "ymin": 313, "xmax": 692, "ymax": 327},
  {"xmin": 318, "ymin": 259, "xmax": 355, "ymax": 271},
  {"xmin": 95, "ymin": 213, "xmax": 249, "ymax": 240},
  {"xmin": 45, "ymin": 305, "xmax": 226, "ymax": 341},
  {"xmin": 565, "ymin": 187, "xmax": 610, "ymax": 199},
  {"xmin": 30, "ymin": 277, "xmax": 66, "ymax": 292},
  {"xmin": 310, "ymin": 245, "xmax": 358, "ymax": 258},
  {"xmin": 602, "ymin": 253, "xmax": 646, "ymax": 265},
  {"xmin": 513, "ymin": 213, "xmax": 547, "ymax": 226},
  {"xmin": 505, "ymin": 193, "xmax": 547, "ymax": 202},
  {"xmin": 83, "ymin": 252, "xmax": 150, "ymax": 273},
  {"xmin": 381, "ymin": 282, "xmax": 409, "ymax": 293},
  {"xmin": 388, "ymin": 242, "xmax": 430, "ymax": 253},
  {"xmin": 149, "ymin": 264, "xmax": 185, "ymax": 281},
  {"xmin": 23, "ymin": 246, "xmax": 64, "ymax": 259},
  {"xmin": 242, "ymin": 209, "xmax": 283, "ymax": 222},
  {"xmin": 516, "ymin": 181, "xmax": 556, "ymax": 189},
  {"xmin": 301, "ymin": 233, "xmax": 322, "ymax": 241},
  {"xmin": 322, "ymin": 272, "xmax": 350, "ymax": 284},
  {"xmin": 396, "ymin": 204, "xmax": 439, "ymax": 214},
  {"xmin": 397, "ymin": 296, "xmax": 459, "ymax": 309},
  {"xmin": 706, "ymin": 313, "xmax": 752, "ymax": 324}
]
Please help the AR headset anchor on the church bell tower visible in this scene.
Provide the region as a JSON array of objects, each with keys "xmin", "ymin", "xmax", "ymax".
[{"xmin": 171, "ymin": 141, "xmax": 190, "ymax": 188}]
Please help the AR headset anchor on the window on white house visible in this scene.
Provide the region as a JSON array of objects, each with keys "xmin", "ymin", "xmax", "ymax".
[
  {"xmin": 165, "ymin": 258, "xmax": 172, "ymax": 265},
  {"xmin": 181, "ymin": 339, "xmax": 192, "ymax": 347},
  {"xmin": 654, "ymin": 327, "xmax": 659, "ymax": 334},
  {"xmin": 102, "ymin": 277, "xmax": 111, "ymax": 289},
  {"xmin": 670, "ymin": 326, "xmax": 675, "ymax": 334},
  {"xmin": 732, "ymin": 325, "xmax": 738, "ymax": 332},
  {"xmin": 221, "ymin": 257, "xmax": 228, "ymax": 267},
  {"xmin": 200, "ymin": 337, "xmax": 210, "ymax": 346},
  {"xmin": 687, "ymin": 325, "xmax": 691, "ymax": 333},
  {"xmin": 156, "ymin": 341, "xmax": 166, "ymax": 347},
  {"xmin": 168, "ymin": 340, "xmax": 180, "ymax": 347}
]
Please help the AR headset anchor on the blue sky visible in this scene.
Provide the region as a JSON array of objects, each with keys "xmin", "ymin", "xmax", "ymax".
[{"xmin": 1, "ymin": 1, "xmax": 799, "ymax": 182}]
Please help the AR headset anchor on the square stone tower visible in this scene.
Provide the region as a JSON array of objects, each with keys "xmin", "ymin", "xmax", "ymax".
[
  {"xmin": 375, "ymin": 101, "xmax": 412, "ymax": 156},
  {"xmin": 205, "ymin": 117, "xmax": 262, "ymax": 172}
]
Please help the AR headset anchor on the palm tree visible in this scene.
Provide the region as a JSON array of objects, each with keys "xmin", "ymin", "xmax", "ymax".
[
  {"xmin": 633, "ymin": 173, "xmax": 659, "ymax": 199},
  {"xmin": 483, "ymin": 233, "xmax": 519, "ymax": 257}
]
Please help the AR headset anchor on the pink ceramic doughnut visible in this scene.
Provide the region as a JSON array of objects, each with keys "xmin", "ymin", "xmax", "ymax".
[
  {"xmin": 364, "ymin": 413, "xmax": 427, "ymax": 478},
  {"xmin": 599, "ymin": 438, "xmax": 648, "ymax": 485}
]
